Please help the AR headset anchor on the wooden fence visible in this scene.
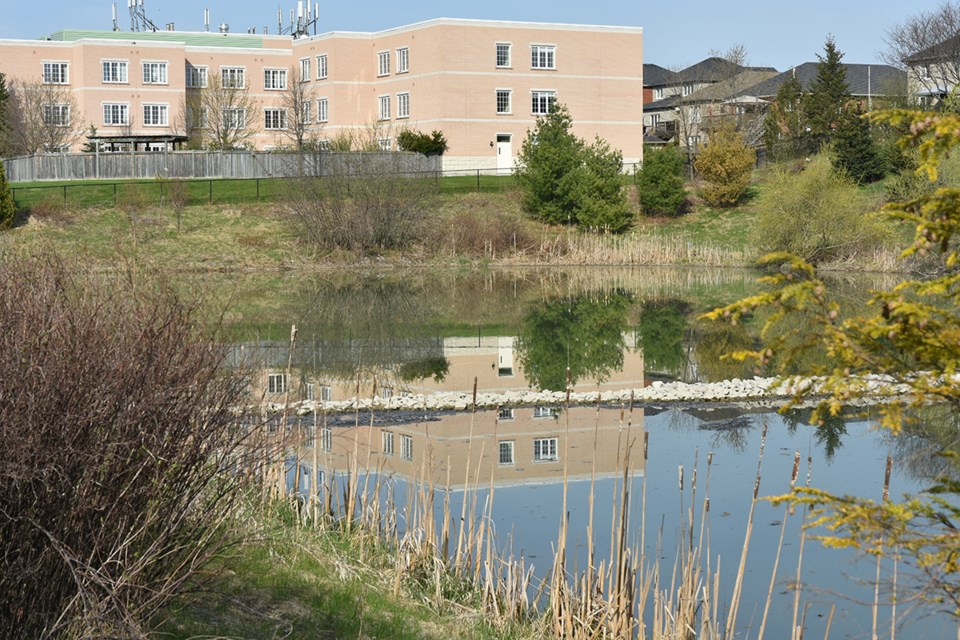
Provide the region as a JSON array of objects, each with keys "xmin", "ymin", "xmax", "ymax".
[{"xmin": 2, "ymin": 150, "xmax": 441, "ymax": 182}]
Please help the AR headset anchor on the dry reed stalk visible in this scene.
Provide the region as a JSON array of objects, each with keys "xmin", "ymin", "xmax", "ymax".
[
  {"xmin": 278, "ymin": 324, "xmax": 297, "ymax": 500},
  {"xmin": 823, "ymin": 603, "xmax": 835, "ymax": 640},
  {"xmin": 792, "ymin": 453, "xmax": 814, "ymax": 640},
  {"xmin": 873, "ymin": 453, "xmax": 894, "ymax": 640},
  {"xmin": 454, "ymin": 378, "xmax": 478, "ymax": 576},
  {"xmin": 758, "ymin": 450, "xmax": 801, "ymax": 640}
]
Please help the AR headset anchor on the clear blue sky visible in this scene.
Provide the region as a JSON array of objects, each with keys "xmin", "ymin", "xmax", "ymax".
[{"xmin": 1, "ymin": 0, "xmax": 945, "ymax": 72}]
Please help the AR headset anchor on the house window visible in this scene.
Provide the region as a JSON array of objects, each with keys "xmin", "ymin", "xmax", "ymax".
[
  {"xmin": 42, "ymin": 104, "xmax": 70, "ymax": 127},
  {"xmin": 268, "ymin": 372, "xmax": 287, "ymax": 394},
  {"xmin": 382, "ymin": 431, "xmax": 394, "ymax": 456},
  {"xmin": 682, "ymin": 83, "xmax": 694, "ymax": 96},
  {"xmin": 378, "ymin": 95, "xmax": 391, "ymax": 120},
  {"xmin": 654, "ymin": 87, "xmax": 664, "ymax": 100},
  {"xmin": 102, "ymin": 60, "xmax": 128, "ymax": 83},
  {"xmin": 264, "ymin": 108, "xmax": 287, "ymax": 130},
  {"xmin": 321, "ymin": 426, "xmax": 332, "ymax": 452},
  {"xmin": 317, "ymin": 54, "xmax": 328, "ymax": 79},
  {"xmin": 299, "ymin": 57, "xmax": 311, "ymax": 81},
  {"xmin": 533, "ymin": 437, "xmax": 559, "ymax": 462},
  {"xmin": 499, "ymin": 440, "xmax": 515, "ymax": 465},
  {"xmin": 142, "ymin": 61, "xmax": 168, "ymax": 85},
  {"xmin": 222, "ymin": 107, "xmax": 246, "ymax": 129},
  {"xmin": 320, "ymin": 385, "xmax": 333, "ymax": 401},
  {"xmin": 42, "ymin": 62, "xmax": 69, "ymax": 84},
  {"xmin": 531, "ymin": 90, "xmax": 557, "ymax": 115},
  {"xmin": 397, "ymin": 92, "xmax": 410, "ymax": 119},
  {"xmin": 304, "ymin": 424, "xmax": 315, "ymax": 447},
  {"xmin": 221, "ymin": 66, "xmax": 245, "ymax": 89},
  {"xmin": 531, "ymin": 45, "xmax": 556, "ymax": 70},
  {"xmin": 691, "ymin": 106, "xmax": 702, "ymax": 123},
  {"xmin": 317, "ymin": 97, "xmax": 328, "ymax": 123},
  {"xmin": 496, "ymin": 42, "xmax": 511, "ymax": 68},
  {"xmin": 687, "ymin": 135, "xmax": 701, "ymax": 147},
  {"xmin": 651, "ymin": 113, "xmax": 661, "ymax": 125},
  {"xmin": 378, "ymin": 51, "xmax": 390, "ymax": 77},
  {"xmin": 396, "ymin": 47, "xmax": 409, "ymax": 74},
  {"xmin": 378, "ymin": 138, "xmax": 391, "ymax": 151},
  {"xmin": 305, "ymin": 382, "xmax": 315, "ymax": 401},
  {"xmin": 496, "ymin": 89, "xmax": 512, "ymax": 114},
  {"xmin": 400, "ymin": 434, "xmax": 413, "ymax": 460},
  {"xmin": 264, "ymin": 68, "xmax": 287, "ymax": 90},
  {"xmin": 102, "ymin": 103, "xmax": 129, "ymax": 126},
  {"xmin": 186, "ymin": 64, "xmax": 208, "ymax": 88},
  {"xmin": 498, "ymin": 407, "xmax": 514, "ymax": 421},
  {"xmin": 534, "ymin": 406, "xmax": 558, "ymax": 419},
  {"xmin": 142, "ymin": 104, "xmax": 168, "ymax": 126}
]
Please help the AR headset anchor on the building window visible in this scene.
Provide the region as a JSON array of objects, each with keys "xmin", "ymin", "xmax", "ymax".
[
  {"xmin": 42, "ymin": 62, "xmax": 69, "ymax": 84},
  {"xmin": 304, "ymin": 424, "xmax": 315, "ymax": 447},
  {"xmin": 102, "ymin": 103, "xmax": 129, "ymax": 126},
  {"xmin": 531, "ymin": 45, "xmax": 556, "ymax": 70},
  {"xmin": 299, "ymin": 57, "xmax": 311, "ymax": 81},
  {"xmin": 654, "ymin": 87, "xmax": 664, "ymax": 100},
  {"xmin": 396, "ymin": 47, "xmax": 409, "ymax": 74},
  {"xmin": 268, "ymin": 372, "xmax": 287, "ymax": 394},
  {"xmin": 221, "ymin": 66, "xmax": 246, "ymax": 89},
  {"xmin": 496, "ymin": 89, "xmax": 512, "ymax": 115},
  {"xmin": 400, "ymin": 434, "xmax": 413, "ymax": 460},
  {"xmin": 321, "ymin": 426, "xmax": 332, "ymax": 452},
  {"xmin": 316, "ymin": 54, "xmax": 328, "ymax": 79},
  {"xmin": 651, "ymin": 113, "xmax": 661, "ymax": 125},
  {"xmin": 102, "ymin": 60, "xmax": 128, "ymax": 83},
  {"xmin": 142, "ymin": 104, "xmax": 169, "ymax": 126},
  {"xmin": 691, "ymin": 105, "xmax": 702, "ymax": 123},
  {"xmin": 531, "ymin": 90, "xmax": 557, "ymax": 115},
  {"xmin": 397, "ymin": 92, "xmax": 410, "ymax": 119},
  {"xmin": 222, "ymin": 107, "xmax": 245, "ymax": 129},
  {"xmin": 496, "ymin": 43, "xmax": 511, "ymax": 68},
  {"xmin": 378, "ymin": 51, "xmax": 390, "ymax": 77},
  {"xmin": 682, "ymin": 83, "xmax": 694, "ymax": 96},
  {"xmin": 264, "ymin": 68, "xmax": 287, "ymax": 90},
  {"xmin": 317, "ymin": 97, "xmax": 328, "ymax": 122},
  {"xmin": 378, "ymin": 95, "xmax": 391, "ymax": 120},
  {"xmin": 305, "ymin": 382, "xmax": 315, "ymax": 401},
  {"xmin": 687, "ymin": 135, "xmax": 701, "ymax": 147},
  {"xmin": 264, "ymin": 108, "xmax": 287, "ymax": 130},
  {"xmin": 300, "ymin": 100, "xmax": 311, "ymax": 123},
  {"xmin": 378, "ymin": 138, "xmax": 391, "ymax": 151},
  {"xmin": 320, "ymin": 385, "xmax": 333, "ymax": 401},
  {"xmin": 142, "ymin": 61, "xmax": 168, "ymax": 85},
  {"xmin": 498, "ymin": 407, "xmax": 514, "ymax": 421},
  {"xmin": 382, "ymin": 431, "xmax": 394, "ymax": 456},
  {"xmin": 42, "ymin": 104, "xmax": 70, "ymax": 127},
  {"xmin": 379, "ymin": 386, "xmax": 393, "ymax": 399},
  {"xmin": 534, "ymin": 406, "xmax": 558, "ymax": 419},
  {"xmin": 187, "ymin": 106, "xmax": 208, "ymax": 130},
  {"xmin": 533, "ymin": 437, "xmax": 559, "ymax": 462},
  {"xmin": 186, "ymin": 64, "xmax": 208, "ymax": 88},
  {"xmin": 317, "ymin": 138, "xmax": 330, "ymax": 151},
  {"xmin": 499, "ymin": 440, "xmax": 515, "ymax": 465}
]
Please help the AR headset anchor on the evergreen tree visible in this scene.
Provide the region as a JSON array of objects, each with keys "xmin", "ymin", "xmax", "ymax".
[
  {"xmin": 804, "ymin": 36, "xmax": 849, "ymax": 143},
  {"xmin": 0, "ymin": 161, "xmax": 16, "ymax": 230},
  {"xmin": 763, "ymin": 74, "xmax": 811, "ymax": 160},
  {"xmin": 637, "ymin": 145, "xmax": 687, "ymax": 217},
  {"xmin": 833, "ymin": 103, "xmax": 887, "ymax": 184}
]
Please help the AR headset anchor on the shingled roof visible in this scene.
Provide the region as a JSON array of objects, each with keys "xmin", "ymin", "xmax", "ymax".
[
  {"xmin": 643, "ymin": 63, "xmax": 677, "ymax": 87},
  {"xmin": 741, "ymin": 63, "xmax": 906, "ymax": 99}
]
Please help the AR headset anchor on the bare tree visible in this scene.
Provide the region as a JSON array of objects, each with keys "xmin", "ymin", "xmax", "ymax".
[
  {"xmin": 180, "ymin": 73, "xmax": 259, "ymax": 149},
  {"xmin": 279, "ymin": 65, "xmax": 318, "ymax": 151},
  {"xmin": 883, "ymin": 2, "xmax": 960, "ymax": 102},
  {"xmin": 4, "ymin": 78, "xmax": 84, "ymax": 154}
]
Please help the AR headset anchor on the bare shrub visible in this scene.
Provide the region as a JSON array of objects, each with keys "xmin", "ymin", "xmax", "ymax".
[
  {"xmin": 439, "ymin": 210, "xmax": 537, "ymax": 257},
  {"xmin": 0, "ymin": 257, "xmax": 250, "ymax": 640},
  {"xmin": 27, "ymin": 196, "xmax": 74, "ymax": 226}
]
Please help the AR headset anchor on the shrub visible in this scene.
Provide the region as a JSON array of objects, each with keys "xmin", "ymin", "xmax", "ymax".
[
  {"xmin": 752, "ymin": 153, "xmax": 889, "ymax": 264},
  {"xmin": 694, "ymin": 125, "xmax": 755, "ymax": 207},
  {"xmin": 0, "ymin": 161, "xmax": 15, "ymax": 229},
  {"xmin": 439, "ymin": 209, "xmax": 537, "ymax": 257},
  {"xmin": 0, "ymin": 257, "xmax": 250, "ymax": 639},
  {"xmin": 397, "ymin": 129, "xmax": 448, "ymax": 156},
  {"xmin": 637, "ymin": 145, "xmax": 687, "ymax": 217}
]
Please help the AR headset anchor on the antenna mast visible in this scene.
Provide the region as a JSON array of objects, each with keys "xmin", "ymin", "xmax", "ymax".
[
  {"xmin": 278, "ymin": 2, "xmax": 319, "ymax": 39},
  {"xmin": 124, "ymin": 0, "xmax": 160, "ymax": 32}
]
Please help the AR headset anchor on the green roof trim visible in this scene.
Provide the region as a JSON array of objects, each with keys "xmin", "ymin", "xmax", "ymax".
[{"xmin": 46, "ymin": 29, "xmax": 266, "ymax": 48}]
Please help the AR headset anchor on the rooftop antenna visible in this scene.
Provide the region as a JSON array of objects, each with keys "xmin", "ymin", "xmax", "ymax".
[
  {"xmin": 126, "ymin": 0, "xmax": 159, "ymax": 32},
  {"xmin": 204, "ymin": 8, "xmax": 210, "ymax": 32},
  {"xmin": 111, "ymin": 3, "xmax": 120, "ymax": 31},
  {"xmin": 277, "ymin": 1, "xmax": 319, "ymax": 39}
]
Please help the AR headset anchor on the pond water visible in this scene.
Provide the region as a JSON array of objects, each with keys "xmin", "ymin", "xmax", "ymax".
[{"xmin": 222, "ymin": 267, "xmax": 957, "ymax": 638}]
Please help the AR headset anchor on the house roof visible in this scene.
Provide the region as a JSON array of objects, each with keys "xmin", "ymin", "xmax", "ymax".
[
  {"xmin": 681, "ymin": 69, "xmax": 779, "ymax": 103},
  {"xmin": 643, "ymin": 63, "xmax": 677, "ymax": 87},
  {"xmin": 741, "ymin": 62, "xmax": 906, "ymax": 98},
  {"xmin": 904, "ymin": 33, "xmax": 960, "ymax": 64}
]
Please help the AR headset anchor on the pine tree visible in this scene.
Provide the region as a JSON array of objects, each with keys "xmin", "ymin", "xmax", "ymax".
[
  {"xmin": 637, "ymin": 145, "xmax": 687, "ymax": 216},
  {"xmin": 804, "ymin": 36, "xmax": 849, "ymax": 143},
  {"xmin": 0, "ymin": 161, "xmax": 16, "ymax": 230},
  {"xmin": 833, "ymin": 103, "xmax": 886, "ymax": 184},
  {"xmin": 763, "ymin": 74, "xmax": 810, "ymax": 160}
]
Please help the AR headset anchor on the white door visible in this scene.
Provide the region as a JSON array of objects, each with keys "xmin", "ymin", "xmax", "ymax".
[{"xmin": 496, "ymin": 134, "xmax": 512, "ymax": 174}]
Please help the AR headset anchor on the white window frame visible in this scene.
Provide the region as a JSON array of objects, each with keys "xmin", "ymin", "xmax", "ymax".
[
  {"xmin": 496, "ymin": 42, "xmax": 511, "ymax": 68},
  {"xmin": 378, "ymin": 94, "xmax": 391, "ymax": 121},
  {"xmin": 396, "ymin": 47, "xmax": 409, "ymax": 74},
  {"xmin": 400, "ymin": 434, "xmax": 413, "ymax": 461},
  {"xmin": 264, "ymin": 68, "xmax": 287, "ymax": 91},
  {"xmin": 187, "ymin": 105, "xmax": 208, "ymax": 130},
  {"xmin": 317, "ymin": 97, "xmax": 328, "ymax": 123},
  {"xmin": 268, "ymin": 372, "xmax": 287, "ymax": 394},
  {"xmin": 321, "ymin": 426, "xmax": 332, "ymax": 452},
  {"xmin": 533, "ymin": 405, "xmax": 558, "ymax": 419},
  {"xmin": 222, "ymin": 107, "xmax": 246, "ymax": 130},
  {"xmin": 220, "ymin": 66, "xmax": 246, "ymax": 89},
  {"xmin": 305, "ymin": 382, "xmax": 315, "ymax": 401},
  {"xmin": 102, "ymin": 102, "xmax": 129, "ymax": 126},
  {"xmin": 102, "ymin": 60, "xmax": 128, "ymax": 84},
  {"xmin": 498, "ymin": 407, "xmax": 514, "ymax": 421},
  {"xmin": 300, "ymin": 100, "xmax": 311, "ymax": 123},
  {"xmin": 320, "ymin": 385, "xmax": 333, "ymax": 401},
  {"xmin": 378, "ymin": 138, "xmax": 391, "ymax": 151},
  {"xmin": 533, "ymin": 437, "xmax": 559, "ymax": 462},
  {"xmin": 141, "ymin": 61, "xmax": 168, "ymax": 85},
  {"xmin": 496, "ymin": 89, "xmax": 512, "ymax": 115},
  {"xmin": 186, "ymin": 64, "xmax": 208, "ymax": 88},
  {"xmin": 42, "ymin": 104, "xmax": 70, "ymax": 127},
  {"xmin": 316, "ymin": 54, "xmax": 328, "ymax": 79},
  {"xmin": 654, "ymin": 87, "xmax": 664, "ymax": 100},
  {"xmin": 379, "ymin": 387, "xmax": 393, "ymax": 399},
  {"xmin": 396, "ymin": 92, "xmax": 410, "ymax": 119},
  {"xmin": 377, "ymin": 51, "xmax": 390, "ymax": 77},
  {"xmin": 499, "ymin": 440, "xmax": 515, "ymax": 465},
  {"xmin": 531, "ymin": 90, "xmax": 557, "ymax": 115},
  {"xmin": 382, "ymin": 431, "xmax": 395, "ymax": 456},
  {"xmin": 531, "ymin": 44, "xmax": 556, "ymax": 70},
  {"xmin": 42, "ymin": 61, "xmax": 69, "ymax": 84},
  {"xmin": 142, "ymin": 103, "xmax": 169, "ymax": 126},
  {"xmin": 264, "ymin": 108, "xmax": 287, "ymax": 130},
  {"xmin": 299, "ymin": 57, "xmax": 311, "ymax": 81}
]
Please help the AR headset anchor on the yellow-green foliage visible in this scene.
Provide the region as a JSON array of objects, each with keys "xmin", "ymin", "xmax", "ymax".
[
  {"xmin": 753, "ymin": 154, "xmax": 889, "ymax": 264},
  {"xmin": 706, "ymin": 107, "xmax": 960, "ymax": 613},
  {"xmin": 694, "ymin": 125, "xmax": 755, "ymax": 207}
]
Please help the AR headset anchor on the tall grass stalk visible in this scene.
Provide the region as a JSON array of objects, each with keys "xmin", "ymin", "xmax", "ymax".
[{"xmin": 758, "ymin": 450, "xmax": 801, "ymax": 640}]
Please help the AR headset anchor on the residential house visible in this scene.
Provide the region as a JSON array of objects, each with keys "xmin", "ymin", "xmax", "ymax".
[{"xmin": 902, "ymin": 33, "xmax": 960, "ymax": 107}]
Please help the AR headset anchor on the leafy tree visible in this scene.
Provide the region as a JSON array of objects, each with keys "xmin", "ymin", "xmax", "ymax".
[
  {"xmin": 638, "ymin": 299, "xmax": 690, "ymax": 375},
  {"xmin": 833, "ymin": 103, "xmax": 887, "ymax": 184},
  {"xmin": 763, "ymin": 74, "xmax": 811, "ymax": 161},
  {"xmin": 397, "ymin": 129, "xmax": 448, "ymax": 156},
  {"xmin": 705, "ymin": 106, "xmax": 960, "ymax": 613},
  {"xmin": 694, "ymin": 124, "xmax": 755, "ymax": 207},
  {"xmin": 516, "ymin": 103, "xmax": 632, "ymax": 231},
  {"xmin": 0, "ymin": 161, "xmax": 15, "ymax": 229},
  {"xmin": 637, "ymin": 145, "xmax": 687, "ymax": 217},
  {"xmin": 804, "ymin": 36, "xmax": 849, "ymax": 142}
]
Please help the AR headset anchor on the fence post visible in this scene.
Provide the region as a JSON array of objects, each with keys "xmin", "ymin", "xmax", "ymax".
[
  {"xmin": 63, "ymin": 185, "xmax": 67, "ymax": 205},
  {"xmin": 209, "ymin": 180, "xmax": 213, "ymax": 204},
  {"xmin": 256, "ymin": 178, "xmax": 260, "ymax": 202},
  {"xmin": 113, "ymin": 183, "xmax": 117, "ymax": 206},
  {"xmin": 476, "ymin": 169, "xmax": 480, "ymax": 192}
]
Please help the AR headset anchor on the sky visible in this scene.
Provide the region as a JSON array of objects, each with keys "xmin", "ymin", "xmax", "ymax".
[{"xmin": 0, "ymin": 0, "xmax": 947, "ymax": 72}]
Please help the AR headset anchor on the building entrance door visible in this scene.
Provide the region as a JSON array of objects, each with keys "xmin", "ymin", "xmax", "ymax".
[{"xmin": 496, "ymin": 134, "xmax": 512, "ymax": 174}]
